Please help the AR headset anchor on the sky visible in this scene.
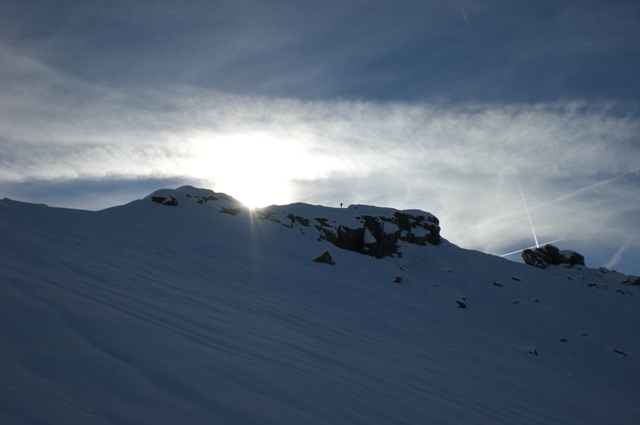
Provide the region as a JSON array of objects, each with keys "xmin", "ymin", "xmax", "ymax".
[{"xmin": 1, "ymin": 0, "xmax": 639, "ymax": 275}]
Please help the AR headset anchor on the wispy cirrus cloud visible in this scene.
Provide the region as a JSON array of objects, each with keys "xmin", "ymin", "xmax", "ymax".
[
  {"xmin": 1, "ymin": 43, "xmax": 639, "ymax": 273},
  {"xmin": 4, "ymin": 1, "xmax": 640, "ymax": 103}
]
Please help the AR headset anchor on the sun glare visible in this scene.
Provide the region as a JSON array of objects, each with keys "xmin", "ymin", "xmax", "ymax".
[
  {"xmin": 223, "ymin": 178, "xmax": 290, "ymax": 209},
  {"xmin": 185, "ymin": 132, "xmax": 316, "ymax": 208}
]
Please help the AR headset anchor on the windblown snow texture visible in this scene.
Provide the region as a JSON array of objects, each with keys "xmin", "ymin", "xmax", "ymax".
[{"xmin": 1, "ymin": 187, "xmax": 638, "ymax": 424}]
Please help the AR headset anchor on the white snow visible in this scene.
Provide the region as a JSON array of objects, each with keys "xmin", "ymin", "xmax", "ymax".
[
  {"xmin": 363, "ymin": 227, "xmax": 377, "ymax": 244},
  {"xmin": 0, "ymin": 186, "xmax": 638, "ymax": 424}
]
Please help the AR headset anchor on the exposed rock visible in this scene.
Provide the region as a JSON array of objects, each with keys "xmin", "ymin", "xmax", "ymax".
[
  {"xmin": 294, "ymin": 216, "xmax": 310, "ymax": 227},
  {"xmin": 151, "ymin": 195, "xmax": 179, "ymax": 206},
  {"xmin": 630, "ymin": 277, "xmax": 640, "ymax": 286},
  {"xmin": 313, "ymin": 211, "xmax": 440, "ymax": 259},
  {"xmin": 196, "ymin": 195, "xmax": 219, "ymax": 204},
  {"xmin": 493, "ymin": 281, "xmax": 503, "ymax": 287},
  {"xmin": 312, "ymin": 251, "xmax": 336, "ymax": 265},
  {"xmin": 145, "ymin": 186, "xmax": 441, "ymax": 261},
  {"xmin": 559, "ymin": 248, "xmax": 585, "ymax": 266},
  {"xmin": 146, "ymin": 186, "xmax": 240, "ymax": 208},
  {"xmin": 394, "ymin": 275, "xmax": 402, "ymax": 283},
  {"xmin": 455, "ymin": 300, "xmax": 467, "ymax": 309},
  {"xmin": 254, "ymin": 209, "xmax": 273, "ymax": 220},
  {"xmin": 314, "ymin": 217, "xmax": 330, "ymax": 227},
  {"xmin": 522, "ymin": 244, "xmax": 585, "ymax": 269},
  {"xmin": 220, "ymin": 206, "xmax": 242, "ymax": 216}
]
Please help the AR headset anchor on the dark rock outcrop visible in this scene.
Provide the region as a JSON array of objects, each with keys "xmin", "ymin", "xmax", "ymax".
[
  {"xmin": 145, "ymin": 187, "xmax": 441, "ymax": 261},
  {"xmin": 196, "ymin": 195, "xmax": 219, "ymax": 204},
  {"xmin": 314, "ymin": 211, "xmax": 440, "ymax": 259},
  {"xmin": 220, "ymin": 206, "xmax": 242, "ymax": 216},
  {"xmin": 522, "ymin": 244, "xmax": 585, "ymax": 269},
  {"xmin": 151, "ymin": 195, "xmax": 179, "ymax": 206},
  {"xmin": 312, "ymin": 251, "xmax": 336, "ymax": 265}
]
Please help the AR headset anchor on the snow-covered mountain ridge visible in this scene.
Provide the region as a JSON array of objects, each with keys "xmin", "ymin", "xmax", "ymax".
[
  {"xmin": 1, "ymin": 186, "xmax": 639, "ymax": 424},
  {"xmin": 147, "ymin": 186, "xmax": 442, "ymax": 259}
]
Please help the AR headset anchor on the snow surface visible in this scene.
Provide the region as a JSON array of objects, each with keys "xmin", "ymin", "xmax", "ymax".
[{"xmin": 1, "ymin": 186, "xmax": 639, "ymax": 425}]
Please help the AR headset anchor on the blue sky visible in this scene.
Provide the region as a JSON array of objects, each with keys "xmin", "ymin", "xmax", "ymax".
[{"xmin": 1, "ymin": 0, "xmax": 639, "ymax": 274}]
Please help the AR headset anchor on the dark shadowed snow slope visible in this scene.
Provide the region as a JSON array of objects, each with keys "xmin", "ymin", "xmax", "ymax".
[{"xmin": 0, "ymin": 187, "xmax": 639, "ymax": 425}]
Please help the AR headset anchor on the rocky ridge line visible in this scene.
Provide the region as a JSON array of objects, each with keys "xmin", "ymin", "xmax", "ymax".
[{"xmin": 146, "ymin": 186, "xmax": 440, "ymax": 259}]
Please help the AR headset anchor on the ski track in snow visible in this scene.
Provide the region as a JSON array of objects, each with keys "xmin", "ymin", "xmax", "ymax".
[{"xmin": 0, "ymin": 187, "xmax": 639, "ymax": 424}]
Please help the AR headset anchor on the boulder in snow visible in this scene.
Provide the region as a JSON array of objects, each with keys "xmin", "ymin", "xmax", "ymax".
[
  {"xmin": 522, "ymin": 244, "xmax": 585, "ymax": 269},
  {"xmin": 313, "ymin": 251, "xmax": 336, "ymax": 265}
]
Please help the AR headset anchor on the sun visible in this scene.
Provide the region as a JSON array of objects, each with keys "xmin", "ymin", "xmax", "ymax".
[
  {"xmin": 224, "ymin": 178, "xmax": 290, "ymax": 209},
  {"xmin": 184, "ymin": 132, "xmax": 320, "ymax": 208}
]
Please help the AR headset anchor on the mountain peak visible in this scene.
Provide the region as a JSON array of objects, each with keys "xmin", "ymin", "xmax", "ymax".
[{"xmin": 144, "ymin": 186, "xmax": 441, "ymax": 259}]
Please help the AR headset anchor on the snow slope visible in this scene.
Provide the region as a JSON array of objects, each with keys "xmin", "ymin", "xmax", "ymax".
[{"xmin": 1, "ymin": 186, "xmax": 638, "ymax": 425}]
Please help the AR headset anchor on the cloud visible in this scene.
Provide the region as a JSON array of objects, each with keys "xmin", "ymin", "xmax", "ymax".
[
  {"xmin": 605, "ymin": 226, "xmax": 640, "ymax": 270},
  {"xmin": 1, "ymin": 41, "xmax": 639, "ymax": 274},
  {"xmin": 4, "ymin": 1, "xmax": 640, "ymax": 103},
  {"xmin": 459, "ymin": 5, "xmax": 469, "ymax": 26},
  {"xmin": 0, "ymin": 177, "xmax": 193, "ymax": 211}
]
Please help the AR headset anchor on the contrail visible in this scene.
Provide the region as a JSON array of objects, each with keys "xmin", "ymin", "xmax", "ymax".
[
  {"xmin": 543, "ymin": 167, "xmax": 640, "ymax": 208},
  {"xmin": 478, "ymin": 168, "xmax": 640, "ymax": 229},
  {"xmin": 518, "ymin": 181, "xmax": 539, "ymax": 248},
  {"xmin": 604, "ymin": 226, "xmax": 640, "ymax": 269},
  {"xmin": 500, "ymin": 238, "xmax": 565, "ymax": 258},
  {"xmin": 459, "ymin": 5, "xmax": 469, "ymax": 25}
]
